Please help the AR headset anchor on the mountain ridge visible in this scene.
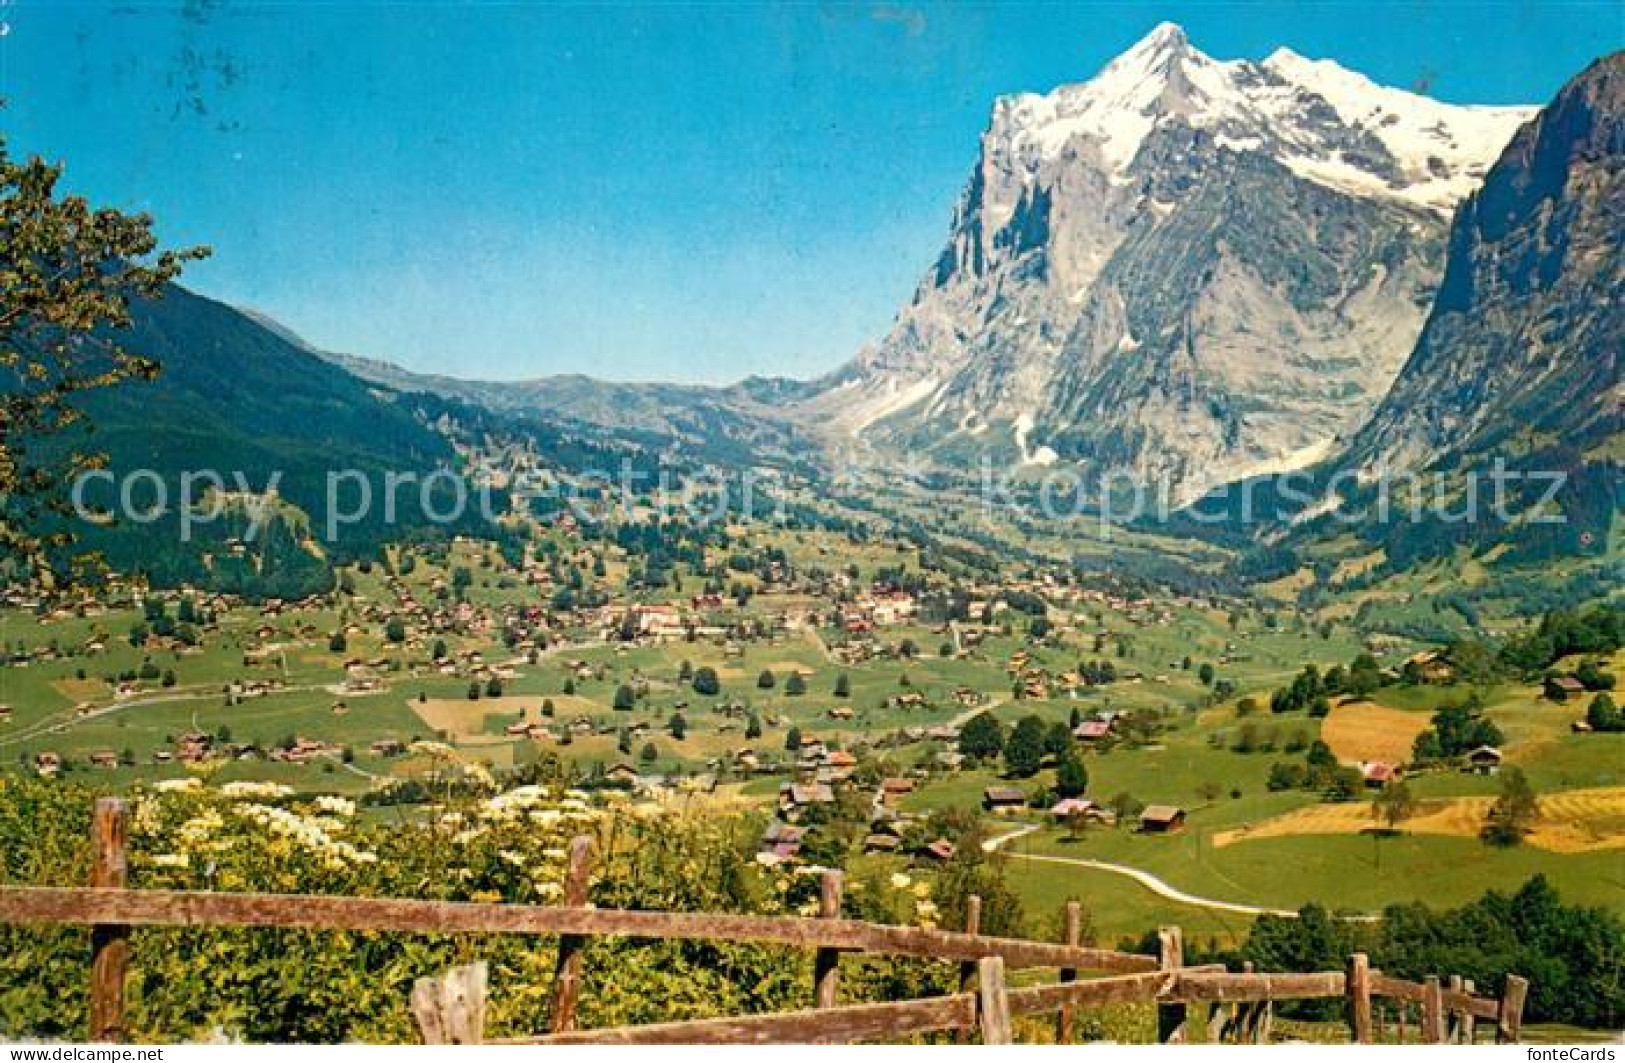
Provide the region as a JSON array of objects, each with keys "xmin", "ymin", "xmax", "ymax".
[{"xmin": 787, "ymin": 23, "xmax": 1535, "ymax": 500}]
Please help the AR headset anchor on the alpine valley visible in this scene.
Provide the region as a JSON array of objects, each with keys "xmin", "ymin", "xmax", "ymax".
[{"xmin": 57, "ymin": 25, "xmax": 1617, "ymax": 617}]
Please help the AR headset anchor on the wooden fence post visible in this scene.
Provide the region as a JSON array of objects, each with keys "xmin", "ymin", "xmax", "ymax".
[
  {"xmin": 1497, "ymin": 975, "xmax": 1528, "ymax": 1044},
  {"xmin": 1462, "ymin": 979, "xmax": 1477, "ymax": 1044},
  {"xmin": 1421, "ymin": 976, "xmax": 1445, "ymax": 1044},
  {"xmin": 1346, "ymin": 953, "xmax": 1372, "ymax": 1044},
  {"xmin": 955, "ymin": 894, "xmax": 982, "ymax": 1044},
  {"xmin": 88, "ymin": 798, "xmax": 129, "ymax": 1043},
  {"xmin": 976, "ymin": 955, "xmax": 1012, "ymax": 1045},
  {"xmin": 1156, "ymin": 926, "xmax": 1187, "ymax": 1044},
  {"xmin": 412, "ymin": 962, "xmax": 488, "ymax": 1044},
  {"xmin": 547, "ymin": 835, "xmax": 595, "ymax": 1034},
  {"xmin": 813, "ymin": 870, "xmax": 844, "ymax": 1009},
  {"xmin": 1055, "ymin": 901, "xmax": 1081, "ymax": 1044},
  {"xmin": 1447, "ymin": 975, "xmax": 1464, "ymax": 1042}
]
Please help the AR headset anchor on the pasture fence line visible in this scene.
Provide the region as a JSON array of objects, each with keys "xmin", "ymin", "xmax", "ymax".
[{"xmin": 0, "ymin": 798, "xmax": 1528, "ymax": 1045}]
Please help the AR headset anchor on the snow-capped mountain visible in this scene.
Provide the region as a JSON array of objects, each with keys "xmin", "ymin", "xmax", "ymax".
[{"xmin": 799, "ymin": 23, "xmax": 1535, "ymax": 500}]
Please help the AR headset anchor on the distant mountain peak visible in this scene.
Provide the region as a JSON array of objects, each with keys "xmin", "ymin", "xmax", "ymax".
[
  {"xmin": 987, "ymin": 28, "xmax": 1534, "ymax": 212},
  {"xmin": 798, "ymin": 29, "xmax": 1544, "ymax": 500}
]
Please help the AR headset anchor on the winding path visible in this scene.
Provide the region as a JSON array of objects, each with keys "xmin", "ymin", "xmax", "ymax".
[{"xmin": 981, "ymin": 822, "xmax": 1317, "ymax": 920}]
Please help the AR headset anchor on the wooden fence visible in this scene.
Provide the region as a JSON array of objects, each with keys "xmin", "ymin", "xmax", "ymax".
[{"xmin": 0, "ymin": 799, "xmax": 1529, "ymax": 1045}]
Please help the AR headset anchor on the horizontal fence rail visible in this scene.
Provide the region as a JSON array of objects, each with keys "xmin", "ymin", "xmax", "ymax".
[
  {"xmin": 0, "ymin": 884, "xmax": 1156, "ymax": 972},
  {"xmin": 0, "ymin": 799, "xmax": 1528, "ymax": 1046}
]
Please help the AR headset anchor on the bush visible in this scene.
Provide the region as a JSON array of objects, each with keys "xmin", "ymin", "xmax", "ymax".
[{"xmin": 692, "ymin": 667, "xmax": 721, "ymax": 696}]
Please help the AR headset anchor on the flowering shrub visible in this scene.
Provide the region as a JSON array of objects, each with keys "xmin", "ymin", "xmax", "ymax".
[{"xmin": 0, "ymin": 778, "xmax": 956, "ymax": 1043}]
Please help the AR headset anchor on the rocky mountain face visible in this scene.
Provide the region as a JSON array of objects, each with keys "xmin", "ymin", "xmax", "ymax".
[
  {"xmin": 798, "ymin": 24, "xmax": 1533, "ymax": 501},
  {"xmin": 1339, "ymin": 51, "xmax": 1623, "ymax": 477},
  {"xmin": 1311, "ymin": 51, "xmax": 1624, "ymax": 563}
]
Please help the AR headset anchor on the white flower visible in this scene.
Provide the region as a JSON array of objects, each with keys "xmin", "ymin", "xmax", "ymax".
[
  {"xmin": 889, "ymin": 872, "xmax": 913, "ymax": 890},
  {"xmin": 151, "ymin": 853, "xmax": 190, "ymax": 868},
  {"xmin": 220, "ymin": 781, "xmax": 293, "ymax": 800},
  {"xmin": 154, "ymin": 778, "xmax": 203, "ymax": 794},
  {"xmin": 314, "ymin": 795, "xmax": 356, "ymax": 817}
]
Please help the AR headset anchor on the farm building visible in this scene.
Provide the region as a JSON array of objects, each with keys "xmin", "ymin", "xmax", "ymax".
[
  {"xmin": 1467, "ymin": 746, "xmax": 1504, "ymax": 775},
  {"xmin": 863, "ymin": 833, "xmax": 902, "ymax": 853},
  {"xmin": 1049, "ymin": 797, "xmax": 1094, "ymax": 819},
  {"xmin": 983, "ymin": 786, "xmax": 1027, "ymax": 813},
  {"xmin": 1361, "ymin": 762, "xmax": 1399, "ymax": 788},
  {"xmin": 1544, "ymin": 676, "xmax": 1587, "ymax": 701},
  {"xmin": 780, "ymin": 782, "xmax": 835, "ymax": 812},
  {"xmin": 880, "ymin": 777, "xmax": 916, "ymax": 801},
  {"xmin": 1140, "ymin": 805, "xmax": 1187, "ymax": 833}
]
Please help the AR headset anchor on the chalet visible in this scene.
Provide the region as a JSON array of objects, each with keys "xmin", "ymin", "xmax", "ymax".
[
  {"xmin": 826, "ymin": 750, "xmax": 857, "ymax": 769},
  {"xmin": 176, "ymin": 733, "xmax": 212, "ymax": 763},
  {"xmin": 921, "ymin": 839, "xmax": 956, "ymax": 862},
  {"xmin": 780, "ymin": 782, "xmax": 835, "ymax": 811},
  {"xmin": 1361, "ymin": 762, "xmax": 1399, "ymax": 788},
  {"xmin": 602, "ymin": 763, "xmax": 640, "ymax": 786},
  {"xmin": 933, "ymin": 751, "xmax": 966, "ymax": 772},
  {"xmin": 370, "ymin": 739, "xmax": 406, "ymax": 757},
  {"xmin": 863, "ymin": 833, "xmax": 902, "ymax": 853},
  {"xmin": 34, "ymin": 751, "xmax": 61, "ymax": 776},
  {"xmin": 1049, "ymin": 797, "xmax": 1094, "ymax": 819},
  {"xmin": 1406, "ymin": 651, "xmax": 1455, "ymax": 684},
  {"xmin": 982, "ymin": 786, "xmax": 1027, "ymax": 814},
  {"xmin": 925, "ymin": 725, "xmax": 960, "ymax": 742},
  {"xmin": 827, "ymin": 706, "xmax": 855, "ymax": 721},
  {"xmin": 505, "ymin": 721, "xmax": 534, "ymax": 736},
  {"xmin": 1140, "ymin": 805, "xmax": 1187, "ymax": 833},
  {"xmin": 1466, "ymin": 746, "xmax": 1503, "ymax": 775},
  {"xmin": 0, "ymin": 704, "xmax": 11, "ymax": 723},
  {"xmin": 88, "ymin": 750, "xmax": 119, "ymax": 769},
  {"xmin": 880, "ymin": 777, "xmax": 916, "ymax": 800},
  {"xmin": 1072, "ymin": 719, "xmax": 1112, "ymax": 742}
]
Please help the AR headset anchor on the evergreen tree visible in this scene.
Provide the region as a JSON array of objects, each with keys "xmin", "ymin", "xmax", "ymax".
[{"xmin": 1004, "ymin": 714, "xmax": 1046, "ymax": 777}]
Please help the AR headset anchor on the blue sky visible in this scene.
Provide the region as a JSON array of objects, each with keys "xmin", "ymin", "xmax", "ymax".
[{"xmin": 2, "ymin": 2, "xmax": 1617, "ymax": 384}]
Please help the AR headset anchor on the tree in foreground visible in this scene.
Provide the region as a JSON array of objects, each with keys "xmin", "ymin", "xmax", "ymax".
[{"xmin": 1, "ymin": 131, "xmax": 207, "ymax": 572}]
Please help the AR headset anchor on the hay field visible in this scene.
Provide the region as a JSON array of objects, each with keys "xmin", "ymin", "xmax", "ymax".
[
  {"xmin": 1321, "ymin": 698, "xmax": 1431, "ymax": 765},
  {"xmin": 1212, "ymin": 786, "xmax": 1625, "ymax": 854}
]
